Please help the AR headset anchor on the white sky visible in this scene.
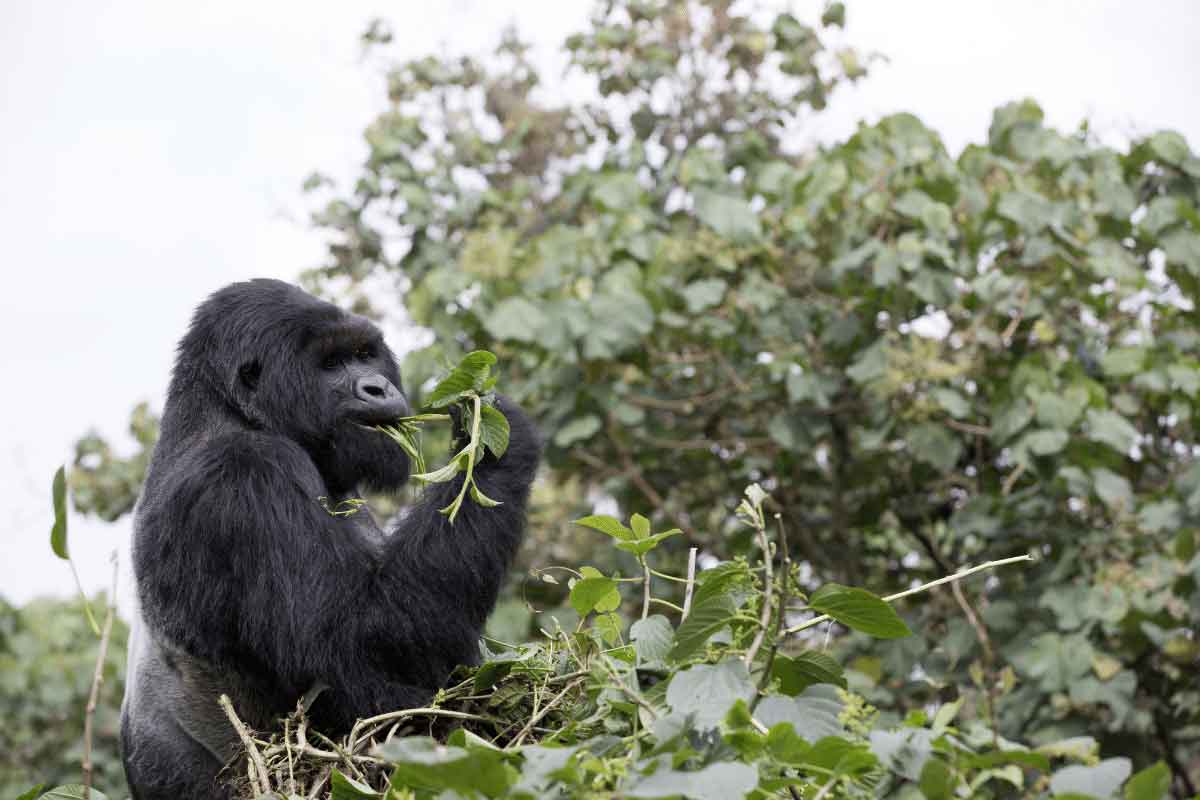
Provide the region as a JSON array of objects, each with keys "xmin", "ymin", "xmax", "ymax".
[{"xmin": 1, "ymin": 0, "xmax": 1198, "ymax": 611}]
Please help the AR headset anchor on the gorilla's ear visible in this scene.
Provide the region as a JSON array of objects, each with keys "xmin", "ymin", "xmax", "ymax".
[{"xmin": 238, "ymin": 360, "xmax": 262, "ymax": 392}]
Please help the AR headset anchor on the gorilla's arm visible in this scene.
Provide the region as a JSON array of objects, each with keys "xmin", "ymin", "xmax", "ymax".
[
  {"xmin": 374, "ymin": 397, "xmax": 540, "ymax": 667},
  {"xmin": 135, "ymin": 398, "xmax": 538, "ymax": 724}
]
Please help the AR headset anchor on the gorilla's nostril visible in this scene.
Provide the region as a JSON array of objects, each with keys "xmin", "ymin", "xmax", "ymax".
[{"xmin": 363, "ymin": 384, "xmax": 385, "ymax": 398}]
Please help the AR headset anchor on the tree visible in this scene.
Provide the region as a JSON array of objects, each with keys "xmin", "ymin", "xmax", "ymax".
[{"xmin": 301, "ymin": 0, "xmax": 1200, "ymax": 790}]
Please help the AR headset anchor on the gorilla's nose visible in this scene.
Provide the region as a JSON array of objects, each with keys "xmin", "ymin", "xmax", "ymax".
[{"xmin": 353, "ymin": 375, "xmax": 408, "ymax": 420}]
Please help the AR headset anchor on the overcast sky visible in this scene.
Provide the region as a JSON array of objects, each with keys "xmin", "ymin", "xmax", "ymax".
[{"xmin": 2, "ymin": 0, "xmax": 1198, "ymax": 611}]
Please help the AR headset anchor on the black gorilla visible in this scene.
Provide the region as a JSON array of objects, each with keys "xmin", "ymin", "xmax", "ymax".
[{"xmin": 120, "ymin": 279, "xmax": 539, "ymax": 799}]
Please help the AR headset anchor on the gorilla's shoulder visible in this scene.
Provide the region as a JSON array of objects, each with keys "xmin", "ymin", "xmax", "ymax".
[{"xmin": 150, "ymin": 431, "xmax": 324, "ymax": 503}]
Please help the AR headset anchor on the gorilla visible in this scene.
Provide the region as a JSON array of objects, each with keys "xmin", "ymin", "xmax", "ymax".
[{"xmin": 120, "ymin": 279, "xmax": 539, "ymax": 799}]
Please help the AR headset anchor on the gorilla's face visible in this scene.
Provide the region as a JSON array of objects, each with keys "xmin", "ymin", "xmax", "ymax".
[
  {"xmin": 300, "ymin": 318, "xmax": 412, "ymax": 494},
  {"xmin": 195, "ymin": 280, "xmax": 414, "ymax": 496}
]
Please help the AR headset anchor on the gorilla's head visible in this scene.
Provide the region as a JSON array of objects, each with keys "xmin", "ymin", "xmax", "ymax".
[{"xmin": 168, "ymin": 279, "xmax": 411, "ymax": 494}]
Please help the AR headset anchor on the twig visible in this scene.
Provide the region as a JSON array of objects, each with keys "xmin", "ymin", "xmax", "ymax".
[
  {"xmin": 743, "ymin": 522, "xmax": 774, "ymax": 667},
  {"xmin": 219, "ymin": 694, "xmax": 271, "ymax": 796},
  {"xmin": 1001, "ymin": 462, "xmax": 1026, "ymax": 496},
  {"xmin": 348, "ymin": 707, "xmax": 495, "ymax": 752},
  {"xmin": 785, "ymin": 554, "xmax": 1034, "ymax": 635},
  {"xmin": 951, "ymin": 579, "xmax": 999, "ymax": 748},
  {"xmin": 945, "ymin": 418, "xmax": 991, "ymax": 436},
  {"xmin": 82, "ymin": 552, "xmax": 118, "ymax": 800},
  {"xmin": 681, "ymin": 548, "xmax": 698, "ymax": 621},
  {"xmin": 509, "ymin": 677, "xmax": 585, "ymax": 749}
]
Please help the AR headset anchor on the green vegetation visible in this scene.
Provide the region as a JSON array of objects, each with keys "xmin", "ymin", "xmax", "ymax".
[
  {"xmin": 22, "ymin": 0, "xmax": 1200, "ymax": 797},
  {"xmin": 1, "ymin": 596, "xmax": 128, "ymax": 800}
]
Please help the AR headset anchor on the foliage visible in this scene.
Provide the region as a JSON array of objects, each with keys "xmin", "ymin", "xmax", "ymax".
[
  {"xmin": 294, "ymin": 0, "xmax": 1200, "ymax": 792},
  {"xmin": 0, "ymin": 596, "xmax": 128, "ymax": 800},
  {"xmin": 173, "ymin": 487, "xmax": 1164, "ymax": 799}
]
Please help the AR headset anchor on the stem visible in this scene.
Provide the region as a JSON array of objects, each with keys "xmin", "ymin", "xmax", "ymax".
[
  {"xmin": 681, "ymin": 547, "xmax": 698, "ymax": 621},
  {"xmin": 82, "ymin": 553, "xmax": 118, "ymax": 799},
  {"xmin": 68, "ymin": 558, "xmax": 100, "ymax": 636},
  {"xmin": 744, "ymin": 521, "xmax": 774, "ymax": 667},
  {"xmin": 649, "ymin": 568, "xmax": 689, "ymax": 583},
  {"xmin": 640, "ymin": 558, "xmax": 651, "ymax": 620},
  {"xmin": 446, "ymin": 393, "xmax": 483, "ymax": 523},
  {"xmin": 785, "ymin": 554, "xmax": 1034, "ymax": 635},
  {"xmin": 649, "ymin": 597, "xmax": 685, "ymax": 613},
  {"xmin": 753, "ymin": 515, "xmax": 791, "ymax": 712}
]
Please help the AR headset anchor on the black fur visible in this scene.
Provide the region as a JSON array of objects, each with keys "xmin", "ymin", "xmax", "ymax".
[{"xmin": 120, "ymin": 279, "xmax": 539, "ymax": 799}]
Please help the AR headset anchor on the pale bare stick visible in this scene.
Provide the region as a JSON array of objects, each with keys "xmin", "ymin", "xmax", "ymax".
[
  {"xmin": 785, "ymin": 554, "xmax": 1034, "ymax": 635},
  {"xmin": 743, "ymin": 524, "xmax": 774, "ymax": 667},
  {"xmin": 219, "ymin": 694, "xmax": 271, "ymax": 795},
  {"xmin": 82, "ymin": 552, "xmax": 118, "ymax": 800},
  {"xmin": 680, "ymin": 547, "xmax": 698, "ymax": 620}
]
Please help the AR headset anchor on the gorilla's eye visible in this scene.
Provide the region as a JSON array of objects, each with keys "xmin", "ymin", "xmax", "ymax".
[
  {"xmin": 356, "ymin": 345, "xmax": 376, "ymax": 361},
  {"xmin": 321, "ymin": 355, "xmax": 341, "ymax": 371},
  {"xmin": 238, "ymin": 361, "xmax": 262, "ymax": 390}
]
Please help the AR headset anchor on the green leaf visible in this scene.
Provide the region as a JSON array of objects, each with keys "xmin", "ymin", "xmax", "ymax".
[
  {"xmin": 574, "ymin": 514, "xmax": 634, "ymax": 541},
  {"xmin": 50, "ymin": 465, "xmax": 68, "ymax": 560},
  {"xmin": 629, "ymin": 513, "xmax": 650, "ymax": 539},
  {"xmin": 378, "ymin": 736, "xmax": 511, "ymax": 797},
  {"xmin": 570, "ymin": 576, "xmax": 621, "ymax": 616},
  {"xmin": 1124, "ymin": 761, "xmax": 1171, "ymax": 800},
  {"xmin": 932, "ymin": 388, "xmax": 970, "ymax": 419},
  {"xmin": 1012, "ymin": 632, "xmax": 1094, "ymax": 692},
  {"xmin": 666, "ymin": 659, "xmax": 756, "ymax": 728},
  {"xmin": 755, "ymin": 684, "xmax": 843, "ymax": 742},
  {"xmin": 626, "ymin": 761, "xmax": 759, "ymax": 800},
  {"xmin": 691, "ymin": 562, "xmax": 752, "ymax": 608},
  {"xmin": 894, "ymin": 189, "xmax": 933, "ymax": 219},
  {"xmin": 906, "ymin": 423, "xmax": 962, "ymax": 472},
  {"xmin": 997, "ymin": 190, "xmax": 1052, "ymax": 232},
  {"xmin": 16, "ymin": 786, "xmax": 45, "ymax": 800},
  {"xmin": 693, "ymin": 189, "xmax": 762, "ymax": 243},
  {"xmin": 809, "ymin": 584, "xmax": 912, "ymax": 638},
  {"xmin": 554, "ymin": 415, "xmax": 601, "ymax": 447},
  {"xmin": 631, "ymin": 615, "xmax": 673, "ymax": 666},
  {"xmin": 331, "ymin": 769, "xmax": 382, "ymax": 798},
  {"xmin": 1147, "ymin": 130, "xmax": 1190, "ymax": 165},
  {"xmin": 771, "ymin": 651, "xmax": 847, "ymax": 695},
  {"xmin": 36, "ymin": 788, "xmax": 110, "ymax": 800},
  {"xmin": 1085, "ymin": 409, "xmax": 1138, "ymax": 454},
  {"xmin": 477, "ymin": 403, "xmax": 510, "ymax": 458},
  {"xmin": 593, "ymin": 172, "xmax": 642, "ymax": 209},
  {"xmin": 484, "ymin": 297, "xmax": 547, "ymax": 343},
  {"xmin": 919, "ymin": 758, "xmax": 954, "ymax": 800},
  {"xmin": 1049, "ymin": 758, "xmax": 1132, "ymax": 799},
  {"xmin": 411, "ymin": 449, "xmax": 467, "ymax": 483},
  {"xmin": 1019, "ymin": 429, "xmax": 1069, "ymax": 457},
  {"xmin": 669, "ymin": 595, "xmax": 736, "ymax": 661},
  {"xmin": 424, "ymin": 351, "xmax": 497, "ymax": 407},
  {"xmin": 871, "ymin": 729, "xmax": 935, "ymax": 781},
  {"xmin": 469, "ymin": 483, "xmax": 503, "ymax": 507},
  {"xmin": 614, "ymin": 529, "xmax": 681, "ymax": 557},
  {"xmin": 1101, "ymin": 347, "xmax": 1146, "ymax": 378},
  {"xmin": 1092, "ymin": 468, "xmax": 1133, "ymax": 512},
  {"xmin": 681, "ymin": 278, "xmax": 728, "ymax": 313}
]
